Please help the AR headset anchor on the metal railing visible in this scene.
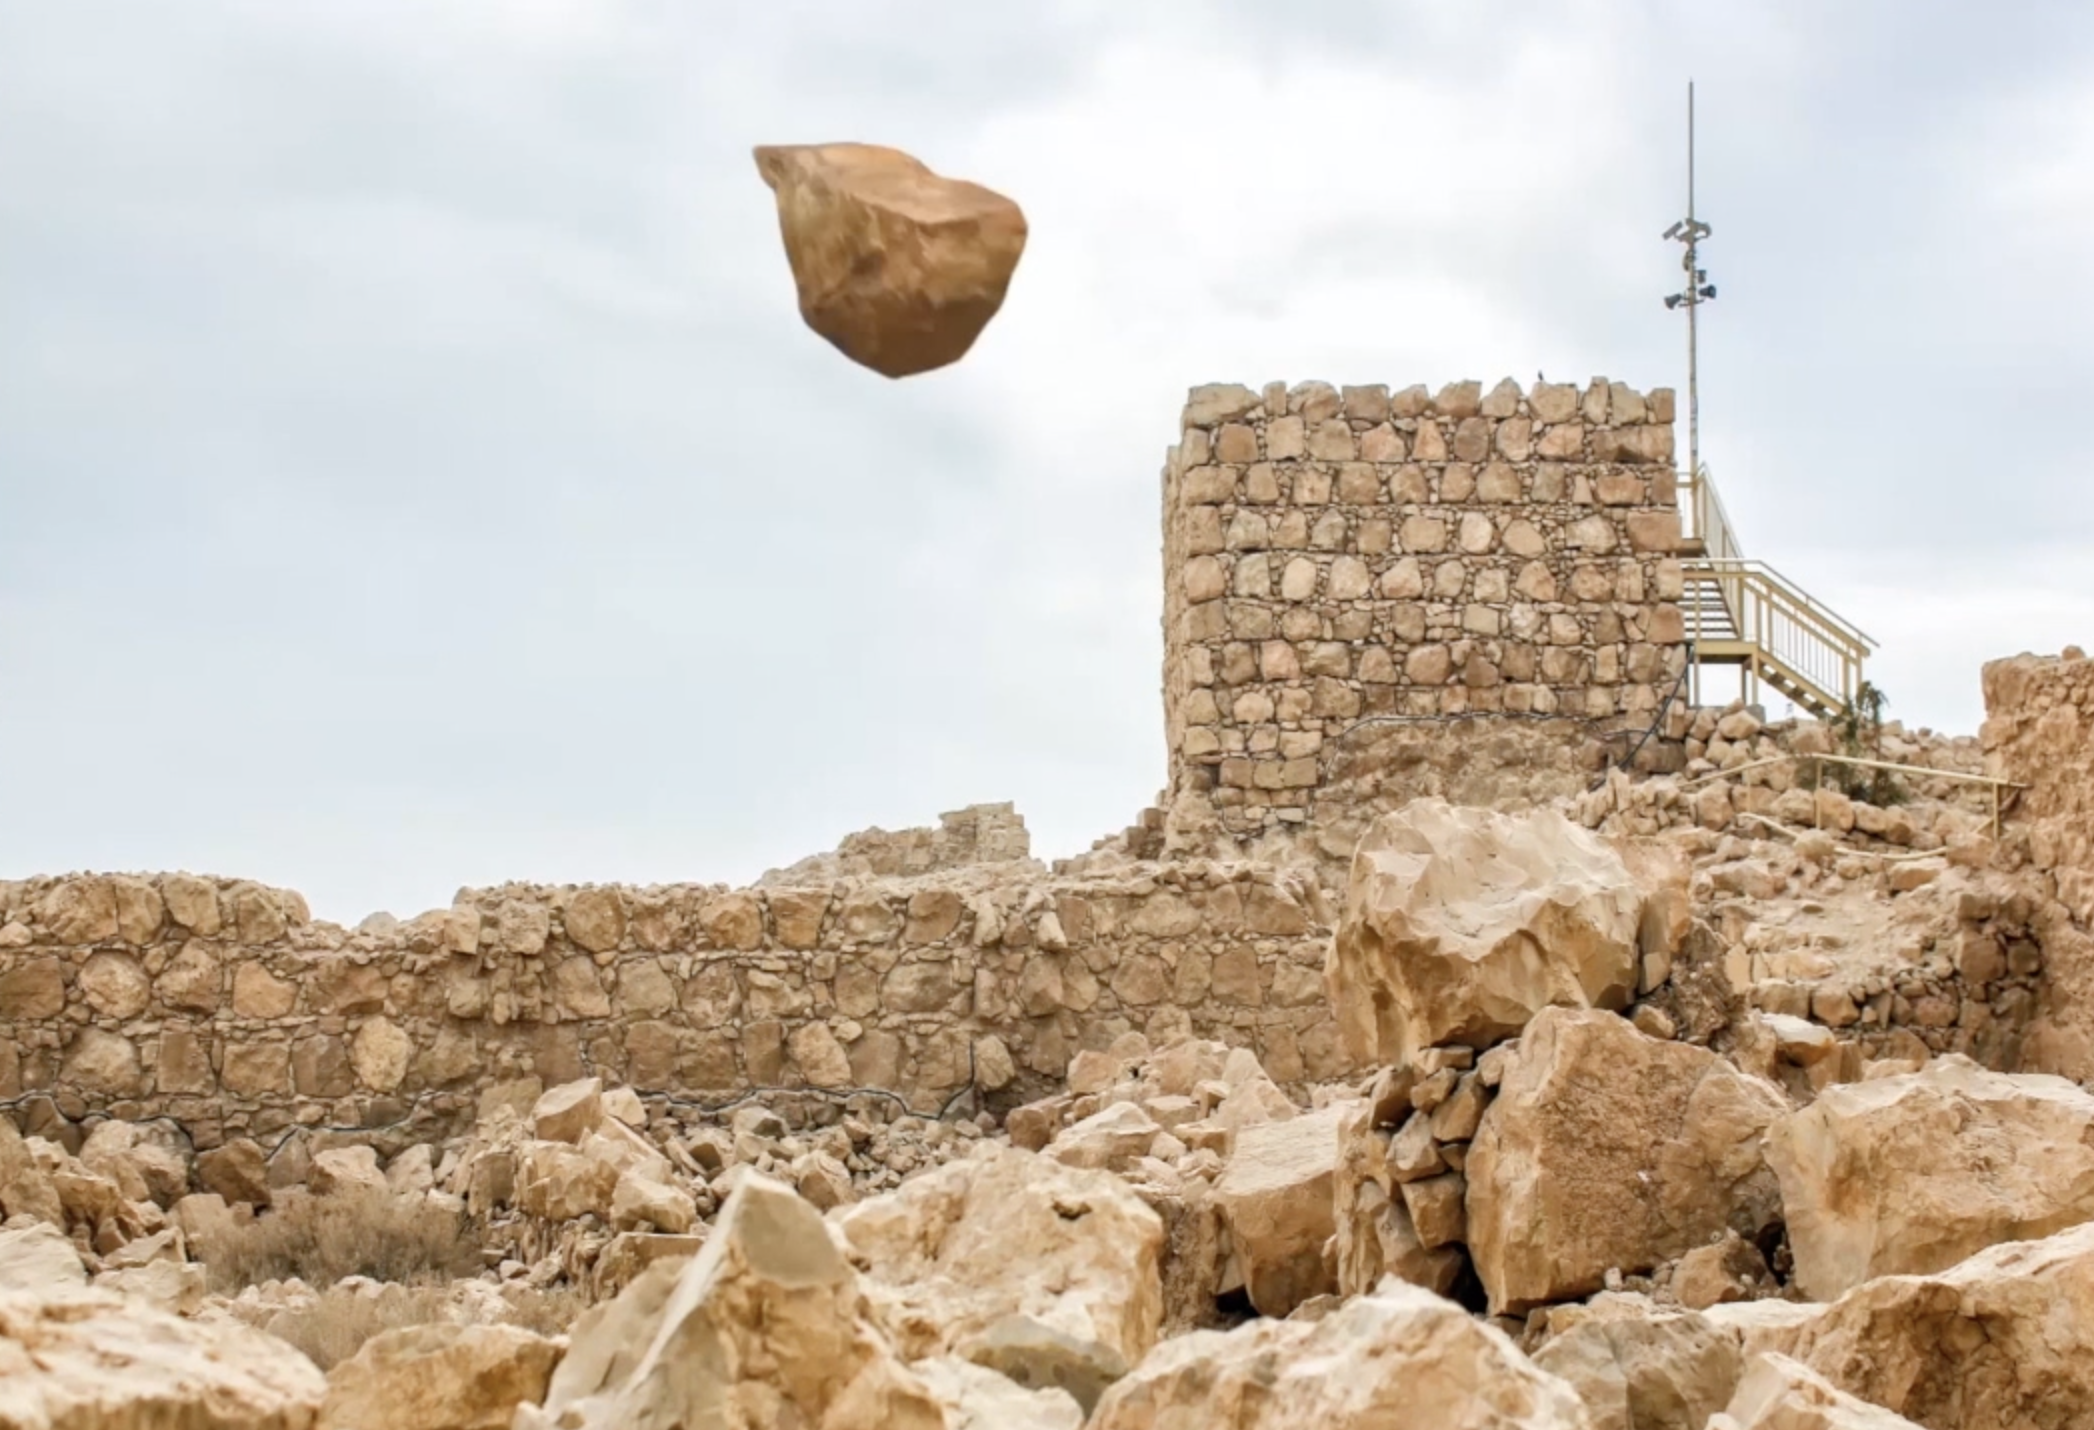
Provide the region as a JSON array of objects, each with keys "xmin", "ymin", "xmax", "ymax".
[
  {"xmin": 1680, "ymin": 462, "xmax": 1744, "ymax": 565},
  {"xmin": 1677, "ymin": 466, "xmax": 1875, "ymax": 717}
]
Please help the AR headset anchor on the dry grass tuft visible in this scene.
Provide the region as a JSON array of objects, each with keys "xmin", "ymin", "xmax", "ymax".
[
  {"xmin": 196, "ymin": 1185, "xmax": 589, "ymax": 1369},
  {"xmin": 256, "ymin": 1282, "xmax": 588, "ymax": 1371},
  {"xmin": 196, "ymin": 1186, "xmax": 486, "ymax": 1292}
]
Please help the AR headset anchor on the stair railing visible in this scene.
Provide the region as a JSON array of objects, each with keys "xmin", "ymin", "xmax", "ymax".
[{"xmin": 1676, "ymin": 465, "xmax": 1876, "ymax": 717}]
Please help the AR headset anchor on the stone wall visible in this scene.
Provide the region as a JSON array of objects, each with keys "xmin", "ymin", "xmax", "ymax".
[
  {"xmin": 1160, "ymin": 375, "xmax": 1690, "ymax": 840},
  {"xmin": 1983, "ymin": 647, "xmax": 2094, "ymax": 1079},
  {"xmin": 757, "ymin": 803, "xmax": 1034, "ymax": 886},
  {"xmin": 0, "ymin": 862, "xmax": 1343, "ymax": 1148},
  {"xmin": 1581, "ymin": 705, "xmax": 2044, "ymax": 1075}
]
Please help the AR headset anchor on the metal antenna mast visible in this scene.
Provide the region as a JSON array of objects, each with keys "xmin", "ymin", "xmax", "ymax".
[{"xmin": 1663, "ymin": 81, "xmax": 1716, "ymax": 480}]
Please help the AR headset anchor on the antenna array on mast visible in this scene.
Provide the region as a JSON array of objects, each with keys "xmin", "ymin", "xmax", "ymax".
[{"xmin": 1662, "ymin": 81, "xmax": 1716, "ymax": 482}]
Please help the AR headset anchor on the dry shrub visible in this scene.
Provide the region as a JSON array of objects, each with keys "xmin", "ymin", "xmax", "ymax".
[
  {"xmin": 257, "ymin": 1282, "xmax": 588, "ymax": 1372},
  {"xmin": 261, "ymin": 1282, "xmax": 455, "ymax": 1371},
  {"xmin": 196, "ymin": 1186, "xmax": 485, "ymax": 1292}
]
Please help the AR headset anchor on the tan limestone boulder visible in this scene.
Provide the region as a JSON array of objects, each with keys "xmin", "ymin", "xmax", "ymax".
[
  {"xmin": 1466, "ymin": 1008, "xmax": 1788, "ymax": 1313},
  {"xmin": 1329, "ymin": 799, "xmax": 1643, "ymax": 1065},
  {"xmin": 0, "ymin": 1224, "xmax": 87, "ymax": 1294},
  {"xmin": 1089, "ymin": 1278, "xmax": 1592, "ymax": 1429},
  {"xmin": 1531, "ymin": 1296, "xmax": 1743, "ymax": 1430},
  {"xmin": 1702, "ymin": 1299, "xmax": 1823, "ymax": 1353},
  {"xmin": 518, "ymin": 1172, "xmax": 946, "ymax": 1430},
  {"xmin": 1333, "ymin": 1163, "xmax": 1465, "ymax": 1299},
  {"xmin": 308, "ymin": 1145, "xmax": 387, "ymax": 1198},
  {"xmin": 0, "ymin": 1286, "xmax": 325, "ymax": 1427},
  {"xmin": 0, "ymin": 1115, "xmax": 64, "ymax": 1227},
  {"xmin": 320, "ymin": 1322, "xmax": 563, "ymax": 1430},
  {"xmin": 1212, "ymin": 1100, "xmax": 1352, "ymax": 1316},
  {"xmin": 1044, "ymin": 1103, "xmax": 1161, "ymax": 1174},
  {"xmin": 914, "ymin": 1355, "xmax": 1084, "ymax": 1430},
  {"xmin": 94, "ymin": 1258, "xmax": 208, "ymax": 1315},
  {"xmin": 1673, "ymin": 1230, "xmax": 1771, "ymax": 1310},
  {"xmin": 753, "ymin": 142, "xmax": 1027, "ymax": 379},
  {"xmin": 1709, "ymin": 1353, "xmax": 1923, "ymax": 1430},
  {"xmin": 610, "ymin": 1168, "xmax": 697, "ymax": 1235},
  {"xmin": 1788, "ymin": 1220, "xmax": 2094, "ymax": 1430},
  {"xmin": 1764, "ymin": 1053, "xmax": 2094, "ymax": 1300},
  {"xmin": 78, "ymin": 1121, "xmax": 192, "ymax": 1208},
  {"xmin": 194, "ymin": 1138, "xmax": 270, "ymax": 1209},
  {"xmin": 515, "ymin": 1141, "xmax": 618, "ymax": 1222},
  {"xmin": 531, "ymin": 1078, "xmax": 603, "ymax": 1145},
  {"xmin": 831, "ymin": 1144, "xmax": 1163, "ymax": 1390}
]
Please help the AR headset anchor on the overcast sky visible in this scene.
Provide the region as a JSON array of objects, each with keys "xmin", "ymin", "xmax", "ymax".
[{"xmin": 5, "ymin": 1, "xmax": 2092, "ymax": 923}]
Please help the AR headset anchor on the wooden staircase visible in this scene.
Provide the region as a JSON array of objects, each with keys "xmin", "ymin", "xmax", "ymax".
[{"xmin": 1677, "ymin": 466, "xmax": 1874, "ymax": 719}]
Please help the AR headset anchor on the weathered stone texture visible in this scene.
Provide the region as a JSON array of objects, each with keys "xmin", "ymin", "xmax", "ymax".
[
  {"xmin": 1982, "ymin": 648, "xmax": 2094, "ymax": 1080},
  {"xmin": 1163, "ymin": 376, "xmax": 1688, "ymax": 838},
  {"xmin": 0, "ymin": 857, "xmax": 1340, "ymax": 1135}
]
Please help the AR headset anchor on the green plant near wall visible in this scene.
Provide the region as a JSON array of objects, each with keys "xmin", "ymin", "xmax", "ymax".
[{"xmin": 1824, "ymin": 679, "xmax": 1907, "ymax": 805}]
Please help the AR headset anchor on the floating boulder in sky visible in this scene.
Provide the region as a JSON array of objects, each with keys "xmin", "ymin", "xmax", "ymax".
[{"xmin": 753, "ymin": 142, "xmax": 1027, "ymax": 378}]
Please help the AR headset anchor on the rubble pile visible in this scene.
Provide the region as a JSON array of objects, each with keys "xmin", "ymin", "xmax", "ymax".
[{"xmin": 5, "ymin": 657, "xmax": 2094, "ymax": 1426}]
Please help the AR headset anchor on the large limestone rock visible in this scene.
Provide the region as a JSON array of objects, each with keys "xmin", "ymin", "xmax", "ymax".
[
  {"xmin": 1329, "ymin": 799, "xmax": 1643, "ymax": 1064},
  {"xmin": 916, "ymin": 1353, "xmax": 1085, "ymax": 1430},
  {"xmin": 1765, "ymin": 1053, "xmax": 2094, "ymax": 1300},
  {"xmin": 1531, "ymin": 1297, "xmax": 1743, "ymax": 1430},
  {"xmin": 77, "ymin": 1121, "xmax": 191, "ymax": 1208},
  {"xmin": 0, "ymin": 1115, "xmax": 64, "ymax": 1227},
  {"xmin": 0, "ymin": 1224, "xmax": 87, "ymax": 1294},
  {"xmin": 753, "ymin": 142, "xmax": 1027, "ymax": 379},
  {"xmin": 519, "ymin": 1172, "xmax": 947, "ymax": 1429},
  {"xmin": 1710, "ymin": 1353, "xmax": 1923, "ymax": 1429},
  {"xmin": 1702, "ymin": 1300, "xmax": 1824, "ymax": 1365},
  {"xmin": 0, "ymin": 1287, "xmax": 326, "ymax": 1427},
  {"xmin": 1211, "ymin": 1101, "xmax": 1351, "ymax": 1316},
  {"xmin": 832, "ymin": 1144, "xmax": 1163, "ymax": 1400},
  {"xmin": 1089, "ymin": 1279, "xmax": 1592, "ymax": 1429},
  {"xmin": 1788, "ymin": 1220, "xmax": 2094, "ymax": 1430},
  {"xmin": 1466, "ymin": 1008, "xmax": 1788, "ymax": 1313},
  {"xmin": 319, "ymin": 1322, "xmax": 563, "ymax": 1430}
]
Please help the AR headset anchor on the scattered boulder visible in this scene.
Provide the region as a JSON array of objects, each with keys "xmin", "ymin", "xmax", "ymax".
[
  {"xmin": 1765, "ymin": 1053, "xmax": 2094, "ymax": 1300},
  {"xmin": 1787, "ymin": 1220, "xmax": 2094, "ymax": 1429},
  {"xmin": 320, "ymin": 1322, "xmax": 564, "ymax": 1430},
  {"xmin": 531, "ymin": 1078, "xmax": 604, "ymax": 1145},
  {"xmin": 516, "ymin": 1141, "xmax": 619, "ymax": 1222},
  {"xmin": 1329, "ymin": 799, "xmax": 1643, "ymax": 1066},
  {"xmin": 915, "ymin": 1355, "xmax": 1085, "ymax": 1430},
  {"xmin": 1701, "ymin": 1300, "xmax": 1825, "ymax": 1365},
  {"xmin": 0, "ymin": 1115, "xmax": 64, "ymax": 1227},
  {"xmin": 833, "ymin": 1144, "xmax": 1164, "ymax": 1375},
  {"xmin": 0, "ymin": 1223, "xmax": 87, "ymax": 1293},
  {"xmin": 1531, "ymin": 1296, "xmax": 1743, "ymax": 1430},
  {"xmin": 309, "ymin": 1145, "xmax": 387, "ymax": 1198},
  {"xmin": 0, "ymin": 1286, "xmax": 325, "ymax": 1427},
  {"xmin": 519, "ymin": 1172, "xmax": 947, "ymax": 1429},
  {"xmin": 1044, "ymin": 1103, "xmax": 1160, "ymax": 1174},
  {"xmin": 1672, "ymin": 1231, "xmax": 1771, "ymax": 1310},
  {"xmin": 958, "ymin": 1313, "xmax": 1126, "ymax": 1419},
  {"xmin": 1466, "ymin": 1008, "xmax": 1788, "ymax": 1313},
  {"xmin": 752, "ymin": 142, "xmax": 1028, "ymax": 379},
  {"xmin": 1212, "ymin": 1101, "xmax": 1351, "ymax": 1316},
  {"xmin": 1089, "ymin": 1279, "xmax": 1590, "ymax": 1429},
  {"xmin": 1333, "ymin": 1160, "xmax": 1465, "ymax": 1299},
  {"xmin": 1710, "ymin": 1353, "xmax": 1923, "ymax": 1429},
  {"xmin": 610, "ymin": 1169, "xmax": 698, "ymax": 1235},
  {"xmin": 195, "ymin": 1138, "xmax": 271, "ymax": 1209},
  {"xmin": 95, "ymin": 1257, "xmax": 208, "ymax": 1314},
  {"xmin": 78, "ymin": 1121, "xmax": 191, "ymax": 1208}
]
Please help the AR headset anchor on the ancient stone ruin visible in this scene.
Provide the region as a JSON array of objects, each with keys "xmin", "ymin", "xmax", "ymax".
[{"xmin": 4, "ymin": 379, "xmax": 2092, "ymax": 1428}]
